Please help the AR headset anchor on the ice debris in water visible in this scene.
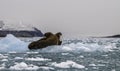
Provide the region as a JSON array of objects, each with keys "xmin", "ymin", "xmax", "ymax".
[
  {"xmin": 0, "ymin": 66, "xmax": 4, "ymax": 70},
  {"xmin": 112, "ymin": 69, "xmax": 116, "ymax": 71},
  {"xmin": 61, "ymin": 53, "xmax": 69, "ymax": 55},
  {"xmin": 0, "ymin": 63, "xmax": 5, "ymax": 70},
  {"xmin": 0, "ymin": 34, "xmax": 29, "ymax": 52},
  {"xmin": 0, "ymin": 34, "xmax": 117, "ymax": 53},
  {"xmin": 51, "ymin": 60, "xmax": 85, "ymax": 69},
  {"xmin": 25, "ymin": 57, "xmax": 51, "ymax": 61},
  {"xmin": 41, "ymin": 42, "xmax": 116, "ymax": 52},
  {"xmin": 14, "ymin": 57, "xmax": 23, "ymax": 60},
  {"xmin": 1, "ymin": 59, "xmax": 8, "ymax": 62},
  {"xmin": 89, "ymin": 64, "xmax": 96, "ymax": 66},
  {"xmin": 10, "ymin": 62, "xmax": 39, "ymax": 70},
  {"xmin": 0, "ymin": 54, "xmax": 8, "ymax": 58},
  {"xmin": 26, "ymin": 52, "xmax": 39, "ymax": 54},
  {"xmin": 39, "ymin": 66, "xmax": 54, "ymax": 70}
]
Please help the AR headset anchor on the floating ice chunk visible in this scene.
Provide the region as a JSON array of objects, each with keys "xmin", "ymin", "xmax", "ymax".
[
  {"xmin": 104, "ymin": 44, "xmax": 116, "ymax": 52},
  {"xmin": 0, "ymin": 34, "xmax": 29, "ymax": 52},
  {"xmin": 0, "ymin": 54, "xmax": 8, "ymax": 58},
  {"xmin": 61, "ymin": 53, "xmax": 69, "ymax": 55},
  {"xmin": 97, "ymin": 64, "xmax": 105, "ymax": 66},
  {"xmin": 39, "ymin": 66, "xmax": 54, "ymax": 70},
  {"xmin": 89, "ymin": 64, "xmax": 98, "ymax": 69},
  {"xmin": 8, "ymin": 51, "xmax": 17, "ymax": 54},
  {"xmin": 10, "ymin": 62, "xmax": 28, "ymax": 70},
  {"xmin": 89, "ymin": 64, "xmax": 96, "ymax": 66},
  {"xmin": 26, "ymin": 52, "xmax": 39, "ymax": 54},
  {"xmin": 102, "ymin": 55, "xmax": 108, "ymax": 57},
  {"xmin": 0, "ymin": 63, "xmax": 5, "ymax": 70},
  {"xmin": 14, "ymin": 57, "xmax": 23, "ymax": 60},
  {"xmin": 79, "ymin": 55, "xmax": 84, "ymax": 58},
  {"xmin": 75, "ymin": 46, "xmax": 91, "ymax": 52},
  {"xmin": 112, "ymin": 69, "xmax": 116, "ymax": 71},
  {"xmin": 51, "ymin": 60, "xmax": 85, "ymax": 69},
  {"xmin": 25, "ymin": 57, "xmax": 51, "ymax": 61},
  {"xmin": 1, "ymin": 59, "xmax": 8, "ymax": 61},
  {"xmin": 10, "ymin": 62, "xmax": 39, "ymax": 70},
  {"xmin": 62, "ymin": 46, "xmax": 72, "ymax": 51},
  {"xmin": 0, "ymin": 66, "xmax": 4, "ymax": 70},
  {"xmin": 41, "ymin": 42, "xmax": 116, "ymax": 53}
]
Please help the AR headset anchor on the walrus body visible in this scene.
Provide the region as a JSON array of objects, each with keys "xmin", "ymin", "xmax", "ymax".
[{"xmin": 28, "ymin": 32, "xmax": 62, "ymax": 49}]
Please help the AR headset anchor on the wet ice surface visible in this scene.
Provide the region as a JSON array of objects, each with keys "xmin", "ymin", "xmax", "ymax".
[{"xmin": 0, "ymin": 34, "xmax": 120, "ymax": 71}]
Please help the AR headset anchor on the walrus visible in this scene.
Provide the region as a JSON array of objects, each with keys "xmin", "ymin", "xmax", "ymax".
[
  {"xmin": 55, "ymin": 32, "xmax": 62, "ymax": 45},
  {"xmin": 28, "ymin": 32, "xmax": 62, "ymax": 49},
  {"xmin": 38, "ymin": 32, "xmax": 53, "ymax": 41}
]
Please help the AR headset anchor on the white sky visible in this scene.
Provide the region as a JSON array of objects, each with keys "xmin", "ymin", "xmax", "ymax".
[{"xmin": 0, "ymin": 0, "xmax": 120, "ymax": 37}]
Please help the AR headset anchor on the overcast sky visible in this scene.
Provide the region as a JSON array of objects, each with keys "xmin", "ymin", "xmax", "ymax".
[{"xmin": 0, "ymin": 0, "xmax": 120, "ymax": 37}]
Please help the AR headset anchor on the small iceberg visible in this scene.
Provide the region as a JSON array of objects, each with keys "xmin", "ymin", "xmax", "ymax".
[
  {"xmin": 0, "ymin": 34, "xmax": 29, "ymax": 52},
  {"xmin": 51, "ymin": 60, "xmax": 85, "ymax": 69},
  {"xmin": 10, "ymin": 62, "xmax": 39, "ymax": 70}
]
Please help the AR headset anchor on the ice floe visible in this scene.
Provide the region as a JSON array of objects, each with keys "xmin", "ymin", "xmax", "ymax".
[
  {"xmin": 0, "ymin": 34, "xmax": 29, "ymax": 52},
  {"xmin": 14, "ymin": 57, "xmax": 23, "ymax": 60},
  {"xmin": 26, "ymin": 52, "xmax": 39, "ymax": 54},
  {"xmin": 0, "ymin": 54, "xmax": 8, "ymax": 58},
  {"xmin": 8, "ymin": 51, "xmax": 17, "ymax": 53},
  {"xmin": 25, "ymin": 57, "xmax": 51, "ymax": 61},
  {"xmin": 51, "ymin": 60, "xmax": 85, "ymax": 69},
  {"xmin": 41, "ymin": 42, "xmax": 116, "ymax": 52},
  {"xmin": 10, "ymin": 62, "xmax": 39, "ymax": 70},
  {"xmin": 79, "ymin": 55, "xmax": 84, "ymax": 58},
  {"xmin": 112, "ymin": 69, "xmax": 116, "ymax": 71},
  {"xmin": 61, "ymin": 53, "xmax": 69, "ymax": 55},
  {"xmin": 1, "ymin": 59, "xmax": 8, "ymax": 62},
  {"xmin": 39, "ymin": 66, "xmax": 54, "ymax": 70},
  {"xmin": 0, "ymin": 66, "xmax": 4, "ymax": 70},
  {"xmin": 89, "ymin": 64, "xmax": 96, "ymax": 66},
  {"xmin": 0, "ymin": 63, "xmax": 5, "ymax": 70}
]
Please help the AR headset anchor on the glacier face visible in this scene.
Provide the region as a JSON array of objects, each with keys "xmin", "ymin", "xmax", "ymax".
[
  {"xmin": 0, "ymin": 20, "xmax": 34, "ymax": 31},
  {"xmin": 0, "ymin": 21, "xmax": 43, "ymax": 37}
]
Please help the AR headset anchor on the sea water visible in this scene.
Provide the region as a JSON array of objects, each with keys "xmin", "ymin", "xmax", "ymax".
[{"xmin": 0, "ymin": 34, "xmax": 120, "ymax": 71}]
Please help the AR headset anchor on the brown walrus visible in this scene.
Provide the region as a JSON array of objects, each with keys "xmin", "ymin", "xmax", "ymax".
[
  {"xmin": 55, "ymin": 32, "xmax": 62, "ymax": 45},
  {"xmin": 28, "ymin": 32, "xmax": 62, "ymax": 49}
]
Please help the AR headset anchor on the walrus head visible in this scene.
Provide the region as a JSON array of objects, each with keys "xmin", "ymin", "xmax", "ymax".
[
  {"xmin": 44, "ymin": 32, "xmax": 53, "ymax": 38},
  {"xmin": 55, "ymin": 32, "xmax": 62, "ymax": 39}
]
